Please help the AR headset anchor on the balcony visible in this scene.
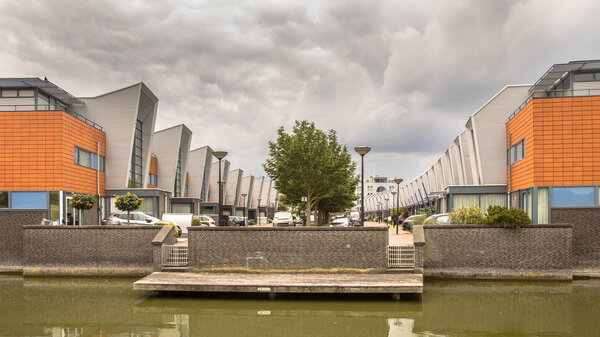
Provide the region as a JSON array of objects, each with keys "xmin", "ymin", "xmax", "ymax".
[{"xmin": 0, "ymin": 104, "xmax": 103, "ymax": 131}]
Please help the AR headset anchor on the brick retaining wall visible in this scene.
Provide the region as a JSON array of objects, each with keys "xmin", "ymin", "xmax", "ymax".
[
  {"xmin": 551, "ymin": 208, "xmax": 600, "ymax": 276},
  {"xmin": 188, "ymin": 226, "xmax": 389, "ymax": 273},
  {"xmin": 0, "ymin": 209, "xmax": 47, "ymax": 273},
  {"xmin": 23, "ymin": 225, "xmax": 163, "ymax": 276},
  {"xmin": 422, "ymin": 224, "xmax": 572, "ymax": 280}
]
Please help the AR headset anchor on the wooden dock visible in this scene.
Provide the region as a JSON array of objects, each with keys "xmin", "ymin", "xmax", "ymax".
[{"xmin": 133, "ymin": 272, "xmax": 423, "ymax": 297}]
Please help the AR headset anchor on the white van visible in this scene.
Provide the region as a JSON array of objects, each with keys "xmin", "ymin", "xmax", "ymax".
[{"xmin": 162, "ymin": 213, "xmax": 193, "ymax": 234}]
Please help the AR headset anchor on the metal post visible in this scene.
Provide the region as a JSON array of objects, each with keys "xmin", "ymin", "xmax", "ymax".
[
  {"xmin": 361, "ymin": 155, "xmax": 365, "ymax": 226},
  {"xmin": 218, "ymin": 158, "xmax": 223, "ymax": 226},
  {"xmin": 396, "ymin": 183, "xmax": 400, "ymax": 235}
]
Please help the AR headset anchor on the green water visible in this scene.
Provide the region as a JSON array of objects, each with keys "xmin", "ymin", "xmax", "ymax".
[{"xmin": 1, "ymin": 276, "xmax": 599, "ymax": 336}]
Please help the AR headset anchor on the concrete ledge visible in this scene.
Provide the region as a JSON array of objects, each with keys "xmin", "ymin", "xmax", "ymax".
[
  {"xmin": 23, "ymin": 225, "xmax": 157, "ymax": 229},
  {"xmin": 0, "ymin": 265, "xmax": 23, "ymax": 274},
  {"xmin": 423, "ymin": 223, "xmax": 573, "ymax": 229},
  {"xmin": 23, "ymin": 266, "xmax": 153, "ymax": 277},
  {"xmin": 188, "ymin": 226, "xmax": 389, "ymax": 231},
  {"xmin": 424, "ymin": 268, "xmax": 572, "ymax": 280},
  {"xmin": 152, "ymin": 226, "xmax": 176, "ymax": 246}
]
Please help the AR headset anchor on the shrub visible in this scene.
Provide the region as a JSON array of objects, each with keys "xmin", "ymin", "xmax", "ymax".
[
  {"xmin": 248, "ymin": 220, "xmax": 255, "ymax": 226},
  {"xmin": 114, "ymin": 193, "xmax": 143, "ymax": 226},
  {"xmin": 485, "ymin": 206, "xmax": 532, "ymax": 229},
  {"xmin": 412, "ymin": 215, "xmax": 428, "ymax": 226},
  {"xmin": 192, "ymin": 218, "xmax": 209, "ymax": 226},
  {"xmin": 154, "ymin": 221, "xmax": 179, "ymax": 237},
  {"xmin": 69, "ymin": 194, "xmax": 95, "ymax": 226},
  {"xmin": 422, "ymin": 217, "xmax": 438, "ymax": 225},
  {"xmin": 449, "ymin": 206, "xmax": 486, "ymax": 224}
]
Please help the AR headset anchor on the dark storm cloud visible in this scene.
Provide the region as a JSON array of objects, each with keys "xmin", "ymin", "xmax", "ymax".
[{"xmin": 2, "ymin": 0, "xmax": 600, "ymax": 181}]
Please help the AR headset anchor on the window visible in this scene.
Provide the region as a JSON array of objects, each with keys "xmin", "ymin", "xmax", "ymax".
[
  {"xmin": 37, "ymin": 93, "xmax": 49, "ymax": 110},
  {"xmin": 129, "ymin": 120, "xmax": 143, "ymax": 188},
  {"xmin": 172, "ymin": 203, "xmax": 192, "ymax": 213},
  {"xmin": 1, "ymin": 90, "xmax": 17, "ymax": 97},
  {"xmin": 11, "ymin": 192, "xmax": 47, "ymax": 209},
  {"xmin": 74, "ymin": 147, "xmax": 105, "ymax": 171},
  {"xmin": 138, "ymin": 198, "xmax": 154, "ymax": 216},
  {"xmin": 174, "ymin": 149, "xmax": 182, "ymax": 197},
  {"xmin": 49, "ymin": 191, "xmax": 59, "ymax": 221},
  {"xmin": 149, "ymin": 173, "xmax": 158, "ymax": 186},
  {"xmin": 0, "ymin": 191, "xmax": 8, "ymax": 208},
  {"xmin": 574, "ymin": 73, "xmax": 595, "ymax": 82},
  {"xmin": 508, "ymin": 139, "xmax": 526, "ymax": 165},
  {"xmin": 552, "ymin": 187, "xmax": 595, "ymax": 207}
]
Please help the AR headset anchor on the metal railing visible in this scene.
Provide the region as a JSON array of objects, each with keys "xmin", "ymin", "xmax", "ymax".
[
  {"xmin": 508, "ymin": 88, "xmax": 600, "ymax": 121},
  {"xmin": 162, "ymin": 245, "xmax": 188, "ymax": 267},
  {"xmin": 387, "ymin": 245, "xmax": 415, "ymax": 269},
  {"xmin": 0, "ymin": 104, "xmax": 103, "ymax": 131}
]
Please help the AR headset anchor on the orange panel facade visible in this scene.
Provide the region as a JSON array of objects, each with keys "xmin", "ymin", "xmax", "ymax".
[
  {"xmin": 507, "ymin": 96, "xmax": 600, "ymax": 191},
  {"xmin": 0, "ymin": 110, "xmax": 106, "ymax": 195}
]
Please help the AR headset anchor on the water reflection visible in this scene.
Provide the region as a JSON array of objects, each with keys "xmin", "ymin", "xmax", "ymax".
[{"xmin": 1, "ymin": 275, "xmax": 599, "ymax": 336}]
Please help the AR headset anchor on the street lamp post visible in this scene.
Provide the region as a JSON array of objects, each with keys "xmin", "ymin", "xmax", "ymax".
[
  {"xmin": 241, "ymin": 193, "xmax": 247, "ymax": 226},
  {"xmin": 394, "ymin": 178, "xmax": 403, "ymax": 234},
  {"xmin": 390, "ymin": 191, "xmax": 396, "ymax": 226},
  {"xmin": 257, "ymin": 198, "xmax": 262, "ymax": 225},
  {"xmin": 354, "ymin": 145, "xmax": 371, "ymax": 226},
  {"xmin": 384, "ymin": 196, "xmax": 389, "ymax": 224},
  {"xmin": 212, "ymin": 151, "xmax": 228, "ymax": 226}
]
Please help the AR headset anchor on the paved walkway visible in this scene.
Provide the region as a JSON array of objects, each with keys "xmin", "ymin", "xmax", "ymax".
[{"xmin": 364, "ymin": 221, "xmax": 414, "ymax": 246}]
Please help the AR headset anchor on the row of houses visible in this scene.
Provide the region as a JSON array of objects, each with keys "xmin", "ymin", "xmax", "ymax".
[
  {"xmin": 361, "ymin": 59, "xmax": 600, "ymax": 224},
  {"xmin": 0, "ymin": 78, "xmax": 278, "ymax": 225}
]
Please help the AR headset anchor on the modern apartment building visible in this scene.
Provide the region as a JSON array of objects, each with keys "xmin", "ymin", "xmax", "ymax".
[
  {"xmin": 362, "ymin": 59, "xmax": 600, "ymax": 224},
  {"xmin": 0, "ymin": 77, "xmax": 278, "ymax": 224}
]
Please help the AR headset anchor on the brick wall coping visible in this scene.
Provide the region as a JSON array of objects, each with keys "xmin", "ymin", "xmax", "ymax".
[
  {"xmin": 423, "ymin": 224, "xmax": 572, "ymax": 229},
  {"xmin": 152, "ymin": 226, "xmax": 175, "ymax": 246},
  {"xmin": 413, "ymin": 225, "xmax": 425, "ymax": 246},
  {"xmin": 188, "ymin": 226, "xmax": 389, "ymax": 232},
  {"xmin": 23, "ymin": 225, "xmax": 158, "ymax": 229}
]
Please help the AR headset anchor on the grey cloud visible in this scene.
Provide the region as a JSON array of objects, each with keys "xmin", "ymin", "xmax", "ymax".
[{"xmin": 2, "ymin": 0, "xmax": 600, "ymax": 182}]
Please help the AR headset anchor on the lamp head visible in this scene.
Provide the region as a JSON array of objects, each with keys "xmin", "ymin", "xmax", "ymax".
[
  {"xmin": 241, "ymin": 193, "xmax": 247, "ymax": 197},
  {"xmin": 394, "ymin": 178, "xmax": 403, "ymax": 184},
  {"xmin": 391, "ymin": 191, "xmax": 397, "ymax": 196},
  {"xmin": 212, "ymin": 151, "xmax": 228, "ymax": 160},
  {"xmin": 354, "ymin": 145, "xmax": 371, "ymax": 156}
]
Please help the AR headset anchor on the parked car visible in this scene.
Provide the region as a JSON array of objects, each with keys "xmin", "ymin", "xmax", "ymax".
[
  {"xmin": 273, "ymin": 211, "xmax": 294, "ymax": 227},
  {"xmin": 103, "ymin": 211, "xmax": 160, "ymax": 226},
  {"xmin": 330, "ymin": 217, "xmax": 351, "ymax": 227},
  {"xmin": 294, "ymin": 216, "xmax": 303, "ymax": 225},
  {"xmin": 193, "ymin": 215, "xmax": 216, "ymax": 227},
  {"xmin": 349, "ymin": 211, "xmax": 359, "ymax": 224},
  {"xmin": 230, "ymin": 216, "xmax": 247, "ymax": 226},
  {"xmin": 162, "ymin": 213, "xmax": 193, "ymax": 234},
  {"xmin": 426, "ymin": 213, "xmax": 450, "ymax": 224}
]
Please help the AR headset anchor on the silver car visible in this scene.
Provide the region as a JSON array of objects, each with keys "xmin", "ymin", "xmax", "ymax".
[{"xmin": 330, "ymin": 217, "xmax": 351, "ymax": 227}]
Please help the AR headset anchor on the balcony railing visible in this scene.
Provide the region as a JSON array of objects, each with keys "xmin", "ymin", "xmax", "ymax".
[
  {"xmin": 0, "ymin": 104, "xmax": 103, "ymax": 131},
  {"xmin": 508, "ymin": 88, "xmax": 600, "ymax": 121}
]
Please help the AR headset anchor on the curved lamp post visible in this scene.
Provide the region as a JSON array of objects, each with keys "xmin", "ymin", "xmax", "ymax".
[
  {"xmin": 354, "ymin": 145, "xmax": 371, "ymax": 226},
  {"xmin": 394, "ymin": 178, "xmax": 403, "ymax": 234},
  {"xmin": 241, "ymin": 193, "xmax": 247, "ymax": 226},
  {"xmin": 212, "ymin": 151, "xmax": 228, "ymax": 226}
]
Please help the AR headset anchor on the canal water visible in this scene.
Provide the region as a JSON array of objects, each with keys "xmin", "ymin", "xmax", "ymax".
[{"xmin": 1, "ymin": 275, "xmax": 599, "ymax": 336}]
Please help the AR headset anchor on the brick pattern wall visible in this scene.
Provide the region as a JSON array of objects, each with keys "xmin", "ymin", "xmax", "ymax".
[
  {"xmin": 0, "ymin": 110, "xmax": 106, "ymax": 195},
  {"xmin": 423, "ymin": 224, "xmax": 572, "ymax": 279},
  {"xmin": 0, "ymin": 209, "xmax": 46, "ymax": 272},
  {"xmin": 188, "ymin": 227, "xmax": 389, "ymax": 272},
  {"xmin": 551, "ymin": 207, "xmax": 600, "ymax": 270},
  {"xmin": 23, "ymin": 225, "xmax": 162, "ymax": 276}
]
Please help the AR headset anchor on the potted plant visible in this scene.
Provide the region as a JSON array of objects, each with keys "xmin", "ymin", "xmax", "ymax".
[
  {"xmin": 69, "ymin": 194, "xmax": 95, "ymax": 226},
  {"xmin": 114, "ymin": 192, "xmax": 143, "ymax": 226}
]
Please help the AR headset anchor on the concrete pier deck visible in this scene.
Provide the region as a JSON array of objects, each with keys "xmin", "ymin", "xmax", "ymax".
[{"xmin": 133, "ymin": 272, "xmax": 423, "ymax": 295}]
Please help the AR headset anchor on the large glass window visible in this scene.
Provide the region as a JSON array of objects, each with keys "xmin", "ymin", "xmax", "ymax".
[
  {"xmin": 149, "ymin": 173, "xmax": 158, "ymax": 186},
  {"xmin": 172, "ymin": 203, "xmax": 192, "ymax": 213},
  {"xmin": 508, "ymin": 139, "xmax": 526, "ymax": 165},
  {"xmin": 37, "ymin": 93, "xmax": 49, "ymax": 110},
  {"xmin": 453, "ymin": 194, "xmax": 507, "ymax": 211},
  {"xmin": 11, "ymin": 192, "xmax": 47, "ymax": 209},
  {"xmin": 537, "ymin": 188, "xmax": 549, "ymax": 224},
  {"xmin": 480, "ymin": 194, "xmax": 507, "ymax": 211},
  {"xmin": 174, "ymin": 150, "xmax": 182, "ymax": 197},
  {"xmin": 452, "ymin": 194, "xmax": 480, "ymax": 210},
  {"xmin": 49, "ymin": 191, "xmax": 60, "ymax": 221},
  {"xmin": 129, "ymin": 120, "xmax": 143, "ymax": 188},
  {"xmin": 0, "ymin": 191, "xmax": 8, "ymax": 208},
  {"xmin": 521, "ymin": 190, "xmax": 533, "ymax": 218},
  {"xmin": 138, "ymin": 198, "xmax": 154, "ymax": 216},
  {"xmin": 552, "ymin": 187, "xmax": 595, "ymax": 207}
]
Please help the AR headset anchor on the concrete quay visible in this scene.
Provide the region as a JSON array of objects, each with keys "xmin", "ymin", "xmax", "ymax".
[{"xmin": 133, "ymin": 272, "xmax": 423, "ymax": 297}]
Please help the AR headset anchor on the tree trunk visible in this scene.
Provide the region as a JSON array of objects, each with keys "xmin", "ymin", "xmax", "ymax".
[
  {"xmin": 80, "ymin": 209, "xmax": 84, "ymax": 226},
  {"xmin": 127, "ymin": 210, "xmax": 130, "ymax": 226}
]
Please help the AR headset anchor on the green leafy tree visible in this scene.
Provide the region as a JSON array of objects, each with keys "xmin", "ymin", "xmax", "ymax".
[
  {"xmin": 69, "ymin": 194, "xmax": 95, "ymax": 226},
  {"xmin": 114, "ymin": 192, "xmax": 143, "ymax": 226},
  {"xmin": 263, "ymin": 120, "xmax": 358, "ymax": 225}
]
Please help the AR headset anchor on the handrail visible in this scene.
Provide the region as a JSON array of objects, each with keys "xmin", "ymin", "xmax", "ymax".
[
  {"xmin": 508, "ymin": 88, "xmax": 600, "ymax": 121},
  {"xmin": 0, "ymin": 104, "xmax": 103, "ymax": 131}
]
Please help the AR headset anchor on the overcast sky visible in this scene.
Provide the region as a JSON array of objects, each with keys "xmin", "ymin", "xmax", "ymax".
[{"xmin": 2, "ymin": 0, "xmax": 600, "ymax": 181}]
